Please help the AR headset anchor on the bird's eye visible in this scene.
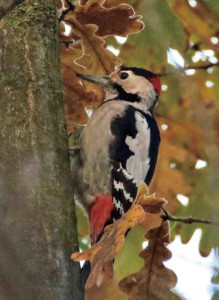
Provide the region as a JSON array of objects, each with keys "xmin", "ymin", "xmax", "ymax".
[{"xmin": 119, "ymin": 72, "xmax": 129, "ymax": 80}]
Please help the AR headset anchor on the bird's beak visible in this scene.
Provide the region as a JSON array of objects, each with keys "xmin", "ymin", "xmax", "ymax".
[{"xmin": 76, "ymin": 73, "xmax": 113, "ymax": 88}]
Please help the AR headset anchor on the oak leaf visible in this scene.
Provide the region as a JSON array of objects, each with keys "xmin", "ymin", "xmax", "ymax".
[
  {"xmin": 74, "ymin": 0, "xmax": 144, "ymax": 37},
  {"xmin": 61, "ymin": 15, "xmax": 120, "ymax": 125},
  {"xmin": 59, "ymin": 0, "xmax": 124, "ymax": 133},
  {"xmin": 167, "ymin": 0, "xmax": 219, "ymax": 49},
  {"xmin": 118, "ymin": 0, "xmax": 188, "ymax": 73},
  {"xmin": 65, "ymin": 14, "xmax": 120, "ymax": 74},
  {"xmin": 86, "ymin": 278, "xmax": 128, "ymax": 300},
  {"xmin": 149, "ymin": 116, "xmax": 205, "ymax": 217},
  {"xmin": 135, "ymin": 182, "xmax": 167, "ymax": 214},
  {"xmin": 61, "ymin": 62, "xmax": 95, "ymax": 132},
  {"xmin": 72, "ymin": 204, "xmax": 145, "ymax": 289},
  {"xmin": 71, "ymin": 183, "xmax": 167, "ymax": 289},
  {"xmin": 119, "ymin": 221, "xmax": 180, "ymax": 300}
]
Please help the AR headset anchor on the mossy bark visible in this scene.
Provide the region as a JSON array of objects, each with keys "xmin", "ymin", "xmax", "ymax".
[
  {"xmin": 0, "ymin": 1, "xmax": 84, "ymax": 299},
  {"xmin": 0, "ymin": 0, "xmax": 25, "ymax": 19}
]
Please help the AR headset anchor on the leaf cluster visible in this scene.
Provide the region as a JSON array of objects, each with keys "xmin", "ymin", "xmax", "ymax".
[
  {"xmin": 72, "ymin": 183, "xmax": 179, "ymax": 299},
  {"xmin": 58, "ymin": 0, "xmax": 142, "ymax": 132},
  {"xmin": 58, "ymin": 0, "xmax": 219, "ymax": 298}
]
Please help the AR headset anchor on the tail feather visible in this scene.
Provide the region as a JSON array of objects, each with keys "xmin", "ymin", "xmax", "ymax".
[
  {"xmin": 82, "ymin": 195, "xmax": 113, "ymax": 286},
  {"xmin": 88, "ymin": 195, "xmax": 113, "ymax": 244}
]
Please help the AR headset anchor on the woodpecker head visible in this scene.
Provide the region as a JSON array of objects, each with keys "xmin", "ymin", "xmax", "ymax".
[{"xmin": 77, "ymin": 66, "xmax": 161, "ymax": 113}]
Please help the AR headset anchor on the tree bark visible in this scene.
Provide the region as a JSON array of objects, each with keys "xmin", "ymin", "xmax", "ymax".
[
  {"xmin": 0, "ymin": 0, "xmax": 84, "ymax": 299},
  {"xmin": 0, "ymin": 0, "xmax": 25, "ymax": 19}
]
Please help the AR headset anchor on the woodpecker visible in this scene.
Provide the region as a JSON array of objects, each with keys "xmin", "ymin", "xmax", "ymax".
[{"xmin": 74, "ymin": 66, "xmax": 161, "ymax": 245}]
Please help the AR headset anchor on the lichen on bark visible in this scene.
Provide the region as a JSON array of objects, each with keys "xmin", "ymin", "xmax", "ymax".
[{"xmin": 0, "ymin": 1, "xmax": 84, "ymax": 299}]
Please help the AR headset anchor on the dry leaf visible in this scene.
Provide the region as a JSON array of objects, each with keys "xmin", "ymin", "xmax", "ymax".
[
  {"xmin": 119, "ymin": 221, "xmax": 180, "ymax": 300},
  {"xmin": 74, "ymin": 0, "xmax": 144, "ymax": 37},
  {"xmin": 65, "ymin": 14, "xmax": 120, "ymax": 74},
  {"xmin": 149, "ymin": 116, "xmax": 205, "ymax": 215},
  {"xmin": 167, "ymin": 0, "xmax": 219, "ymax": 49},
  {"xmin": 61, "ymin": 62, "xmax": 95, "ymax": 132},
  {"xmin": 71, "ymin": 183, "xmax": 168, "ymax": 289},
  {"xmin": 60, "ymin": 14, "xmax": 120, "ymax": 132},
  {"xmin": 86, "ymin": 278, "xmax": 128, "ymax": 300},
  {"xmin": 72, "ymin": 204, "xmax": 145, "ymax": 289},
  {"xmin": 59, "ymin": 0, "xmax": 126, "ymax": 134},
  {"xmin": 135, "ymin": 182, "xmax": 167, "ymax": 214}
]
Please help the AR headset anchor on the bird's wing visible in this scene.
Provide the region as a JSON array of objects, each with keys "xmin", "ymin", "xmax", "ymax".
[{"xmin": 109, "ymin": 105, "xmax": 160, "ymax": 219}]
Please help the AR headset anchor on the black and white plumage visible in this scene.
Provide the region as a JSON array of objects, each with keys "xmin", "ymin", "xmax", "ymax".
[
  {"xmin": 110, "ymin": 105, "xmax": 160, "ymax": 220},
  {"xmin": 75, "ymin": 66, "xmax": 161, "ymax": 244}
]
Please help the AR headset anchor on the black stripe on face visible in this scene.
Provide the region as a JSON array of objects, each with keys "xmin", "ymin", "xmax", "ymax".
[{"xmin": 113, "ymin": 83, "xmax": 141, "ymax": 103}]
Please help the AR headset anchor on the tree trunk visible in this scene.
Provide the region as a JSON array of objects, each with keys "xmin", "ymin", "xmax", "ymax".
[
  {"xmin": 0, "ymin": 0, "xmax": 25, "ymax": 19},
  {"xmin": 0, "ymin": 1, "xmax": 84, "ymax": 299}
]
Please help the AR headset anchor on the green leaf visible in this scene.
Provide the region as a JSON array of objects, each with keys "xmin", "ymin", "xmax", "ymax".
[{"xmin": 119, "ymin": 0, "xmax": 188, "ymax": 72}]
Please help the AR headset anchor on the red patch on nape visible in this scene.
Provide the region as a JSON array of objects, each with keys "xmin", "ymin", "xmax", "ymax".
[
  {"xmin": 148, "ymin": 76, "xmax": 161, "ymax": 95},
  {"xmin": 88, "ymin": 195, "xmax": 114, "ymax": 244}
]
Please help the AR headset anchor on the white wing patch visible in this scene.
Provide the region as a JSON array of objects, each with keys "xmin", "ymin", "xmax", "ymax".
[{"xmin": 125, "ymin": 111, "xmax": 151, "ymax": 183}]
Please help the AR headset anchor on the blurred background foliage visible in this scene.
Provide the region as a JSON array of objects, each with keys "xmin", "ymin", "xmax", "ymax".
[{"xmin": 58, "ymin": 0, "xmax": 219, "ymax": 298}]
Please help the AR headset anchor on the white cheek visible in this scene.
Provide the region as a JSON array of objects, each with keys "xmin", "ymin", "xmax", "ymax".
[
  {"xmin": 121, "ymin": 76, "xmax": 153, "ymax": 96},
  {"xmin": 118, "ymin": 80, "xmax": 135, "ymax": 94}
]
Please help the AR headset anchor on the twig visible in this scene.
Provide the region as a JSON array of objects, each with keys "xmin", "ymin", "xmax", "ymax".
[
  {"xmin": 157, "ymin": 62, "xmax": 219, "ymax": 77},
  {"xmin": 183, "ymin": 61, "xmax": 219, "ymax": 71},
  {"xmin": 59, "ymin": 40, "xmax": 74, "ymax": 47},
  {"xmin": 161, "ymin": 208, "xmax": 219, "ymax": 226}
]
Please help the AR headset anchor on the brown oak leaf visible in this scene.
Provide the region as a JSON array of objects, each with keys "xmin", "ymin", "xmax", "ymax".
[
  {"xmin": 135, "ymin": 182, "xmax": 167, "ymax": 214},
  {"xmin": 119, "ymin": 221, "xmax": 180, "ymax": 300},
  {"xmin": 74, "ymin": 0, "xmax": 144, "ymax": 37},
  {"xmin": 65, "ymin": 14, "xmax": 120, "ymax": 74},
  {"xmin": 72, "ymin": 204, "xmax": 145, "ymax": 289},
  {"xmin": 71, "ymin": 183, "xmax": 168, "ymax": 289}
]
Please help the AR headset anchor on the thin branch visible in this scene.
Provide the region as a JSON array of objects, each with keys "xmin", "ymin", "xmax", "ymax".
[
  {"xmin": 183, "ymin": 61, "xmax": 219, "ymax": 71},
  {"xmin": 157, "ymin": 62, "xmax": 219, "ymax": 77},
  {"xmin": 59, "ymin": 40, "xmax": 74, "ymax": 47},
  {"xmin": 161, "ymin": 208, "xmax": 219, "ymax": 226}
]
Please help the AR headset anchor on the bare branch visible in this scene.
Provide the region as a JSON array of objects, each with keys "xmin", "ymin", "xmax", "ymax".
[
  {"xmin": 157, "ymin": 62, "xmax": 219, "ymax": 77},
  {"xmin": 59, "ymin": 40, "xmax": 74, "ymax": 47},
  {"xmin": 161, "ymin": 208, "xmax": 219, "ymax": 226},
  {"xmin": 183, "ymin": 62, "xmax": 219, "ymax": 71}
]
